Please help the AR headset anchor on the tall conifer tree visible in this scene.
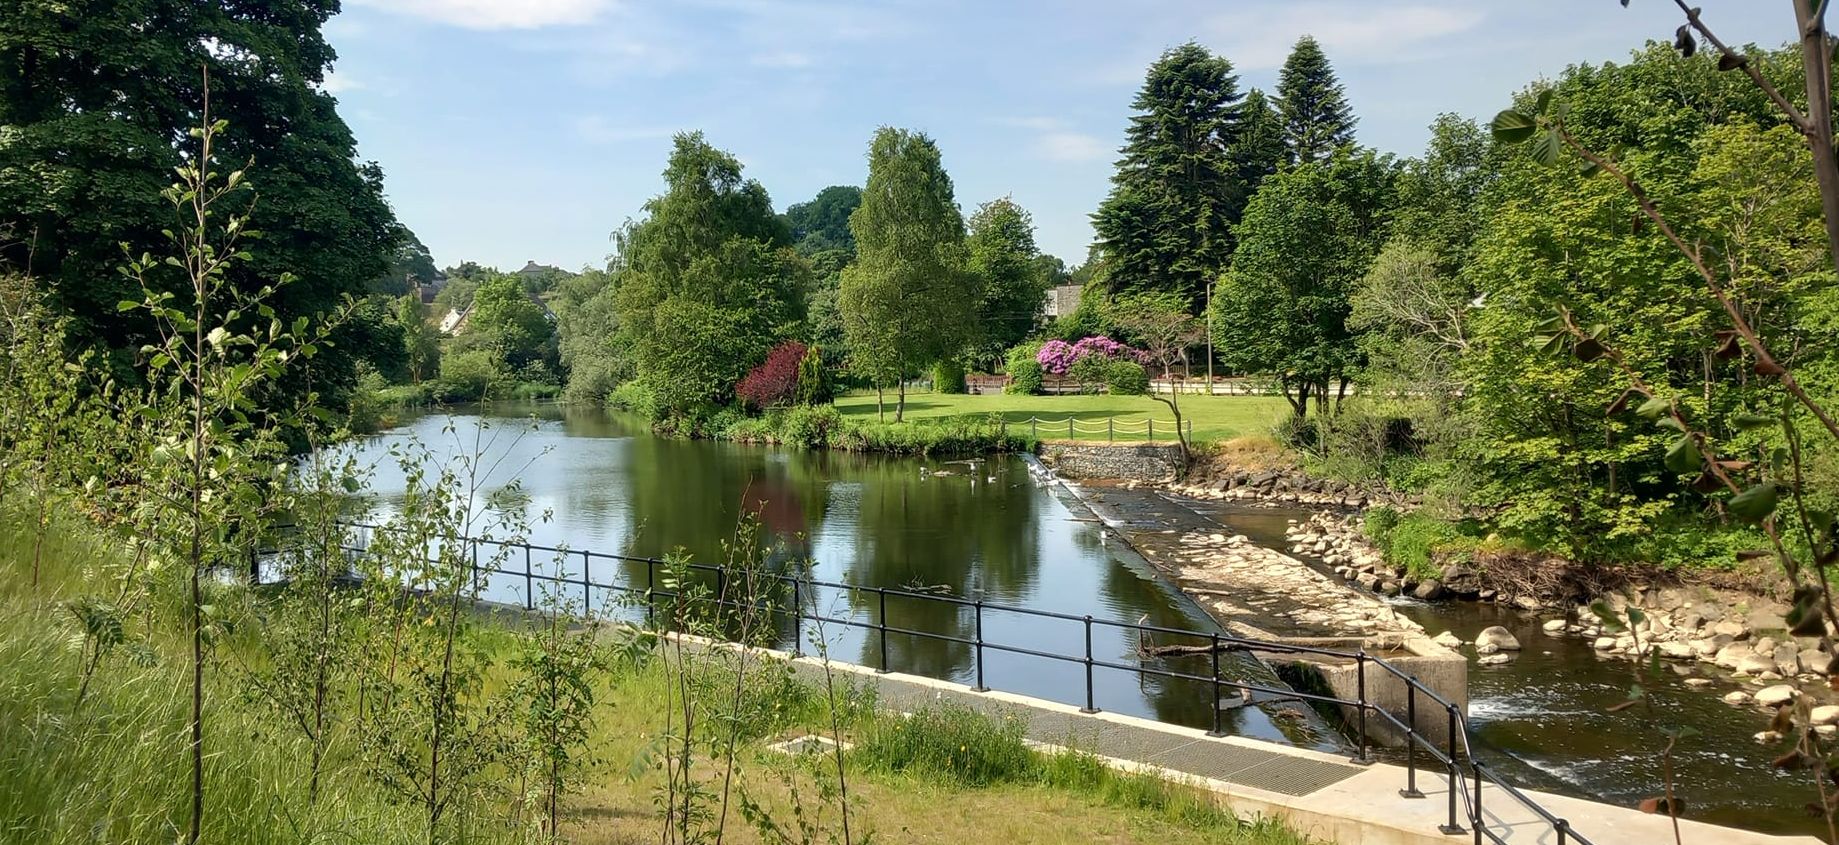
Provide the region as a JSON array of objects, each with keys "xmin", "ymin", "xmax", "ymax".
[
  {"xmin": 1276, "ymin": 36, "xmax": 1357, "ymax": 165},
  {"xmin": 1231, "ymin": 88, "xmax": 1288, "ymax": 198},
  {"xmin": 1090, "ymin": 42, "xmax": 1245, "ymax": 312}
]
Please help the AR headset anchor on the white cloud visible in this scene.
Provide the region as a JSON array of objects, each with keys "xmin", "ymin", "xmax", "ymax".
[
  {"xmin": 997, "ymin": 116, "xmax": 1110, "ymax": 163},
  {"xmin": 352, "ymin": 0, "xmax": 615, "ymax": 30},
  {"xmin": 572, "ymin": 115, "xmax": 677, "ymax": 144},
  {"xmin": 1208, "ymin": 2, "xmax": 1484, "ymax": 69}
]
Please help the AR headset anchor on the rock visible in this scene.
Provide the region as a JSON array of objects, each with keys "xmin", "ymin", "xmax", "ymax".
[
  {"xmin": 1723, "ymin": 691, "xmax": 1754, "ymax": 706},
  {"xmin": 1684, "ymin": 677, "xmax": 1715, "ymax": 689},
  {"xmin": 1477, "ymin": 642, "xmax": 1500, "ymax": 655},
  {"xmin": 1801, "ymin": 649, "xmax": 1833, "ymax": 676},
  {"xmin": 1475, "ymin": 626, "xmax": 1522, "ymax": 652},
  {"xmin": 1753, "ymin": 636, "xmax": 1779, "ymax": 657},
  {"xmin": 1657, "ymin": 641, "xmax": 1696, "ymax": 660},
  {"xmin": 1593, "ymin": 637, "xmax": 1618, "ymax": 650},
  {"xmin": 1542, "ymin": 619, "xmax": 1569, "ymax": 636},
  {"xmin": 1379, "ymin": 581, "xmax": 1402, "ymax": 597},
  {"xmin": 1690, "ymin": 639, "xmax": 1720, "ymax": 658},
  {"xmin": 1755, "ymin": 730, "xmax": 1784, "ymax": 745},
  {"xmin": 1675, "ymin": 612, "xmax": 1704, "ymax": 632},
  {"xmin": 1412, "ymin": 580, "xmax": 1447, "ymax": 601},
  {"xmin": 1512, "ymin": 595, "xmax": 1544, "ymax": 611},
  {"xmin": 1812, "ymin": 705, "xmax": 1839, "ymax": 727},
  {"xmin": 1711, "ymin": 620, "xmax": 1749, "ymax": 640},
  {"xmin": 1714, "ymin": 643, "xmax": 1754, "ymax": 670},
  {"xmin": 1820, "ymin": 725, "xmax": 1839, "ymax": 740},
  {"xmin": 1776, "ymin": 643, "xmax": 1803, "ymax": 676},
  {"xmin": 1478, "ymin": 652, "xmax": 1514, "ymax": 665},
  {"xmin": 1478, "ymin": 589, "xmax": 1498, "ymax": 602},
  {"xmin": 1756, "ymin": 684, "xmax": 1799, "ymax": 708},
  {"xmin": 1737, "ymin": 653, "xmax": 1779, "ymax": 675}
]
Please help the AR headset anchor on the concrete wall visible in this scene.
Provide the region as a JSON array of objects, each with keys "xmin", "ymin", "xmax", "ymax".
[
  {"xmin": 1037, "ymin": 441, "xmax": 1185, "ymax": 481},
  {"xmin": 1265, "ymin": 636, "xmax": 1468, "ymax": 750}
]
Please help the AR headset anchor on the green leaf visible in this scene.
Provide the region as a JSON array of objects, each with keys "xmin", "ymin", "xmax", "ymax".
[
  {"xmin": 1535, "ymin": 89, "xmax": 1554, "ymax": 115},
  {"xmin": 1732, "ymin": 413, "xmax": 1775, "ymax": 431},
  {"xmin": 116, "ymin": 300, "xmax": 140, "ymax": 312},
  {"xmin": 1491, "ymin": 110, "xmax": 1538, "ymax": 143},
  {"xmin": 1636, "ymin": 396, "xmax": 1671, "ymax": 419},
  {"xmin": 1729, "ymin": 483, "xmax": 1780, "ymax": 524},
  {"xmin": 206, "ymin": 327, "xmax": 230, "ymax": 349},
  {"xmin": 1530, "ymin": 127, "xmax": 1562, "ymax": 165},
  {"xmin": 1664, "ymin": 436, "xmax": 1701, "ymax": 474}
]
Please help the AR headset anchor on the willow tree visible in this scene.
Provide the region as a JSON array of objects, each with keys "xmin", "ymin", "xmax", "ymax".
[{"xmin": 838, "ymin": 127, "xmax": 976, "ymax": 421}]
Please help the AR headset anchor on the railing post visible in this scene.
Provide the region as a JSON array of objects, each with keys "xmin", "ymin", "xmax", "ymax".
[
  {"xmin": 1350, "ymin": 651, "xmax": 1371, "ymax": 764},
  {"xmin": 1554, "ymin": 818, "xmax": 1569, "ymax": 845},
  {"xmin": 524, "ymin": 545, "xmax": 534, "ymax": 611},
  {"xmin": 1471, "ymin": 762, "xmax": 1483, "ymax": 845},
  {"xmin": 1399, "ymin": 680, "xmax": 1423, "ymax": 798},
  {"xmin": 1148, "ymin": 419, "xmax": 1154, "ymax": 441},
  {"xmin": 877, "ymin": 588, "xmax": 890, "ymax": 673},
  {"xmin": 1031, "ymin": 418, "xmax": 1038, "ymax": 439},
  {"xmin": 1440, "ymin": 704, "xmax": 1464, "ymax": 835},
  {"xmin": 581, "ymin": 550, "xmax": 592, "ymax": 615},
  {"xmin": 791, "ymin": 579, "xmax": 803, "ymax": 657},
  {"xmin": 645, "ymin": 558, "xmax": 657, "ymax": 630},
  {"xmin": 1068, "ymin": 417, "xmax": 1075, "ymax": 439},
  {"xmin": 1208, "ymin": 633, "xmax": 1224, "ymax": 736},
  {"xmin": 1108, "ymin": 418, "xmax": 1114, "ymax": 442},
  {"xmin": 1080, "ymin": 615, "xmax": 1098, "ymax": 714},
  {"xmin": 973, "ymin": 599, "xmax": 988, "ymax": 692}
]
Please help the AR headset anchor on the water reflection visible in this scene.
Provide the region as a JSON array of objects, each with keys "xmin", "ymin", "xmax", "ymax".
[{"xmin": 338, "ymin": 405, "xmax": 1334, "ymax": 750}]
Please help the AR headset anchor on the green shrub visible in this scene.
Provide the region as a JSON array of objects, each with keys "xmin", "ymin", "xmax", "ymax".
[
  {"xmin": 1383, "ymin": 513, "xmax": 1476, "ymax": 579},
  {"xmin": 777, "ymin": 405, "xmax": 842, "ymax": 449},
  {"xmin": 1105, "ymin": 361, "xmax": 1149, "ymax": 395},
  {"xmin": 436, "ymin": 347, "xmax": 507, "ymax": 402},
  {"xmin": 794, "ymin": 344, "xmax": 832, "ymax": 405},
  {"xmin": 1362, "ymin": 506, "xmax": 1402, "ymax": 546},
  {"xmin": 856, "ymin": 704, "xmax": 1037, "ymax": 786},
  {"xmin": 607, "ymin": 381, "xmax": 656, "ymax": 417},
  {"xmin": 932, "ymin": 359, "xmax": 966, "ymax": 394},
  {"xmin": 1004, "ymin": 342, "xmax": 1045, "ymax": 395}
]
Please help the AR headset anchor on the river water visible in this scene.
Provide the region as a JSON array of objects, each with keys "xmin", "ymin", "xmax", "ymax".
[
  {"xmin": 336, "ymin": 405, "xmax": 1336, "ymax": 751},
  {"xmin": 340, "ymin": 405, "xmax": 1818, "ymax": 838}
]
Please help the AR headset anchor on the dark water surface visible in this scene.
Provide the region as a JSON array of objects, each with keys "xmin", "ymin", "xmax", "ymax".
[{"xmin": 335, "ymin": 405, "xmax": 1336, "ymax": 750}]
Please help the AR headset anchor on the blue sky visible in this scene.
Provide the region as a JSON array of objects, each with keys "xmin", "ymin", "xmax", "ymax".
[{"xmin": 323, "ymin": 0, "xmax": 1783, "ymax": 272}]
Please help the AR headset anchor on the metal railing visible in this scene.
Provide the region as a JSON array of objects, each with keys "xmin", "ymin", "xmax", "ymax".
[
  {"xmin": 1008, "ymin": 415, "xmax": 1194, "ymax": 443},
  {"xmin": 258, "ymin": 523, "xmax": 1592, "ymax": 845}
]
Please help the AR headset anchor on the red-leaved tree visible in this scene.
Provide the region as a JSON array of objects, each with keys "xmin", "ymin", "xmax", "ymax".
[{"xmin": 736, "ymin": 341, "xmax": 807, "ymax": 410}]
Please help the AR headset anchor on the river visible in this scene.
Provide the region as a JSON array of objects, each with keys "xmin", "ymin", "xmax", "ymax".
[{"xmin": 339, "ymin": 404, "xmax": 1817, "ymax": 838}]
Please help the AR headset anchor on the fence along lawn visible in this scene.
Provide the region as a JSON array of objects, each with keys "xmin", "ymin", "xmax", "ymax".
[{"xmin": 831, "ymin": 392, "xmax": 1291, "ymax": 444}]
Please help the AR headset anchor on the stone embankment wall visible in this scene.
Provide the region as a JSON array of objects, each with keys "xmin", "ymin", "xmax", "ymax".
[
  {"xmin": 1037, "ymin": 441, "xmax": 1185, "ymax": 481},
  {"xmin": 1172, "ymin": 465, "xmax": 1418, "ymax": 510}
]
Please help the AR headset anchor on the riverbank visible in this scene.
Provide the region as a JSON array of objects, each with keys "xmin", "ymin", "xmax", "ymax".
[{"xmin": 0, "ymin": 506, "xmax": 1311, "ymax": 845}]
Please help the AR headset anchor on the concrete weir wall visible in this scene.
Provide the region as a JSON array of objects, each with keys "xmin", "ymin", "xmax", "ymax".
[
  {"xmin": 1261, "ymin": 637, "xmax": 1469, "ymax": 750},
  {"xmin": 1037, "ymin": 440, "xmax": 1184, "ymax": 481}
]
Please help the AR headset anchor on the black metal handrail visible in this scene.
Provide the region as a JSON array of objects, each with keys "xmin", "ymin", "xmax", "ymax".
[{"xmin": 254, "ymin": 521, "xmax": 1591, "ymax": 845}]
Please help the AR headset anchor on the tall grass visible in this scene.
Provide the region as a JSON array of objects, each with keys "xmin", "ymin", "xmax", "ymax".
[{"xmin": 0, "ymin": 507, "xmax": 502, "ymax": 845}]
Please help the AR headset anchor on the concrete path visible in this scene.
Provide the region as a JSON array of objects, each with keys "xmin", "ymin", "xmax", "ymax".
[{"xmin": 763, "ymin": 642, "xmax": 1820, "ymax": 845}]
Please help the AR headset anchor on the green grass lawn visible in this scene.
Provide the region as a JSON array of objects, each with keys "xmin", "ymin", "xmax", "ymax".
[{"xmin": 832, "ymin": 390, "xmax": 1289, "ymax": 444}]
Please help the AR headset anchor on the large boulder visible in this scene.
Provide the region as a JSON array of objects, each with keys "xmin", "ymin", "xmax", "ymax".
[
  {"xmin": 1713, "ymin": 643, "xmax": 1753, "ymax": 670},
  {"xmin": 1413, "ymin": 580, "xmax": 1447, "ymax": 601},
  {"xmin": 1737, "ymin": 652, "xmax": 1779, "ymax": 676},
  {"xmin": 1475, "ymin": 626, "xmax": 1522, "ymax": 652},
  {"xmin": 1812, "ymin": 705, "xmax": 1839, "ymax": 727},
  {"xmin": 1756, "ymin": 684, "xmax": 1799, "ymax": 708}
]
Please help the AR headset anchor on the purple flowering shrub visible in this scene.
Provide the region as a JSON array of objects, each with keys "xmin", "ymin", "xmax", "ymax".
[{"xmin": 1035, "ymin": 336, "xmax": 1147, "ymax": 374}]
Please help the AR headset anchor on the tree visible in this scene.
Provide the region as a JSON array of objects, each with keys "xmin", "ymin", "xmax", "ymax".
[
  {"xmin": 552, "ymin": 268, "xmax": 628, "ymax": 403},
  {"xmin": 1211, "ymin": 149, "xmax": 1395, "ymax": 419},
  {"xmin": 1392, "ymin": 115, "xmax": 1494, "ymax": 274},
  {"xmin": 397, "ymin": 294, "xmax": 442, "ymax": 383},
  {"xmin": 1090, "ymin": 42, "xmax": 1247, "ymax": 311},
  {"xmin": 1232, "ymin": 88, "xmax": 1288, "ymax": 193},
  {"xmin": 966, "ymin": 197, "xmax": 1048, "ymax": 370},
  {"xmin": 838, "ymin": 127, "xmax": 977, "ymax": 421},
  {"xmin": 803, "ymin": 248, "xmax": 851, "ymax": 355},
  {"xmin": 613, "ymin": 133, "xmax": 806, "ymax": 422},
  {"xmin": 1110, "ymin": 293, "xmax": 1204, "ymax": 460},
  {"xmin": 1276, "ymin": 36, "xmax": 1356, "ymax": 165},
  {"xmin": 465, "ymin": 274, "xmax": 554, "ymax": 373},
  {"xmin": 783, "ymin": 185, "xmax": 862, "ymax": 256},
  {"xmin": 370, "ymin": 226, "xmax": 439, "ymax": 296},
  {"xmin": 0, "ymin": 0, "xmax": 397, "ymax": 410}
]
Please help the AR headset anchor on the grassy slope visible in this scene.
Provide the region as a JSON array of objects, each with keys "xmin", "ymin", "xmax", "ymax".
[
  {"xmin": 0, "ymin": 508, "xmax": 1310, "ymax": 845},
  {"xmin": 831, "ymin": 391, "xmax": 1289, "ymax": 445}
]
